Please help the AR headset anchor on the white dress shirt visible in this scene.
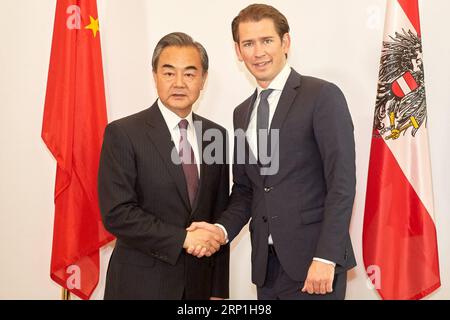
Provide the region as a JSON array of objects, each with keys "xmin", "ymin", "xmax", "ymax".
[
  {"xmin": 157, "ymin": 99, "xmax": 200, "ymax": 176},
  {"xmin": 246, "ymin": 63, "xmax": 292, "ymax": 159}
]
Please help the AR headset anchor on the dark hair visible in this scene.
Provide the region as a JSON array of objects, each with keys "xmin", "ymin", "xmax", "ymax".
[
  {"xmin": 231, "ymin": 4, "xmax": 290, "ymax": 43},
  {"xmin": 152, "ymin": 32, "xmax": 208, "ymax": 73}
]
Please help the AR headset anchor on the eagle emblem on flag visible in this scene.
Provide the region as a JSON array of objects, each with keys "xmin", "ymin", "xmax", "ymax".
[{"xmin": 374, "ymin": 29, "xmax": 426, "ymax": 140}]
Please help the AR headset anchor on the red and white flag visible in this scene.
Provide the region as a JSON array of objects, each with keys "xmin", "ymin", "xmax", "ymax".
[
  {"xmin": 363, "ymin": 0, "xmax": 440, "ymax": 300},
  {"xmin": 42, "ymin": 0, "xmax": 114, "ymax": 299}
]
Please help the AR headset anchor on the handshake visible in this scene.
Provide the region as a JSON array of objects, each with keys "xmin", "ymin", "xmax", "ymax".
[{"xmin": 183, "ymin": 222, "xmax": 227, "ymax": 258}]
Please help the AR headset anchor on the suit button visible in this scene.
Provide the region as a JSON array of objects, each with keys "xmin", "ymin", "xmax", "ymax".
[
  {"xmin": 264, "ymin": 187, "xmax": 273, "ymax": 193},
  {"xmin": 262, "ymin": 216, "xmax": 268, "ymax": 222}
]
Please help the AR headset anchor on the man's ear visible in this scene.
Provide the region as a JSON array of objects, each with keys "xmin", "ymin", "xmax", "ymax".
[
  {"xmin": 234, "ymin": 42, "xmax": 244, "ymax": 62},
  {"xmin": 200, "ymin": 71, "xmax": 208, "ymax": 90},
  {"xmin": 282, "ymin": 33, "xmax": 291, "ymax": 54}
]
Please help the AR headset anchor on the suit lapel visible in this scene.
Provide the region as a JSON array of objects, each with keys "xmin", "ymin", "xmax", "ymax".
[
  {"xmin": 263, "ymin": 69, "xmax": 301, "ymax": 182},
  {"xmin": 237, "ymin": 91, "xmax": 261, "ymax": 178},
  {"xmin": 144, "ymin": 103, "xmax": 191, "ymax": 212},
  {"xmin": 190, "ymin": 113, "xmax": 206, "ymax": 214},
  {"xmin": 269, "ymin": 70, "xmax": 301, "ymax": 133},
  {"xmin": 243, "ymin": 90, "xmax": 258, "ymax": 131}
]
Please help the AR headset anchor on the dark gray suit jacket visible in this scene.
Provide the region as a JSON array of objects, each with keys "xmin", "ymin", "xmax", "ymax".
[
  {"xmin": 218, "ymin": 68, "xmax": 356, "ymax": 288},
  {"xmin": 98, "ymin": 102, "xmax": 230, "ymax": 299}
]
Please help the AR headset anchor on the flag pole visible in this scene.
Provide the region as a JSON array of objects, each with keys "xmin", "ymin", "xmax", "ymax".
[{"xmin": 61, "ymin": 288, "xmax": 71, "ymax": 300}]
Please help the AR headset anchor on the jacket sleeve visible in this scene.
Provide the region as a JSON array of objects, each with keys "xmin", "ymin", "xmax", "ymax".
[
  {"xmin": 98, "ymin": 122, "xmax": 186, "ymax": 265},
  {"xmin": 216, "ymin": 109, "xmax": 253, "ymax": 241},
  {"xmin": 210, "ymin": 135, "xmax": 230, "ymax": 297},
  {"xmin": 312, "ymin": 82, "xmax": 356, "ymax": 267}
]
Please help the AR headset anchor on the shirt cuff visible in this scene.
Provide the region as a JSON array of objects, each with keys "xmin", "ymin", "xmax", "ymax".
[
  {"xmin": 214, "ymin": 224, "xmax": 229, "ymax": 244},
  {"xmin": 313, "ymin": 257, "xmax": 336, "ymax": 267}
]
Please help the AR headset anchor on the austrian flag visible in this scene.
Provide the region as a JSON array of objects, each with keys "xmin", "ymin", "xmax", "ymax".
[{"xmin": 363, "ymin": 0, "xmax": 440, "ymax": 299}]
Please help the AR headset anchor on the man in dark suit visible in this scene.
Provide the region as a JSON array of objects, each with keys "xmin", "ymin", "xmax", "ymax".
[
  {"xmin": 188, "ymin": 4, "xmax": 356, "ymax": 299},
  {"xmin": 98, "ymin": 32, "xmax": 229, "ymax": 300}
]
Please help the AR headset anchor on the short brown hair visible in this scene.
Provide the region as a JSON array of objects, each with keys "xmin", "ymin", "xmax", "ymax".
[{"xmin": 231, "ymin": 4, "xmax": 290, "ymax": 43}]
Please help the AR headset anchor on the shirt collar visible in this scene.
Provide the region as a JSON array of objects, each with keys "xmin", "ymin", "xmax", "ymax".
[
  {"xmin": 157, "ymin": 99, "xmax": 194, "ymax": 131},
  {"xmin": 256, "ymin": 63, "xmax": 292, "ymax": 96}
]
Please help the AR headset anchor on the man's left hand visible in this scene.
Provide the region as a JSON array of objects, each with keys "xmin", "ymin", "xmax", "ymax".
[{"xmin": 301, "ymin": 260, "xmax": 335, "ymax": 295}]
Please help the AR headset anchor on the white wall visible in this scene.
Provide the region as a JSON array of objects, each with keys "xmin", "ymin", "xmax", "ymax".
[{"xmin": 0, "ymin": 0, "xmax": 449, "ymax": 299}]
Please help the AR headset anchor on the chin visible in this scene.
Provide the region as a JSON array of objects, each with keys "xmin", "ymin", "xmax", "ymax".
[
  {"xmin": 168, "ymin": 99, "xmax": 189, "ymax": 107},
  {"xmin": 254, "ymin": 74, "xmax": 272, "ymax": 83},
  {"xmin": 252, "ymin": 68, "xmax": 270, "ymax": 77},
  {"xmin": 172, "ymin": 105, "xmax": 191, "ymax": 112}
]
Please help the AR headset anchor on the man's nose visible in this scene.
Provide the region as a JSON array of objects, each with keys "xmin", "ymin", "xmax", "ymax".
[
  {"xmin": 174, "ymin": 73, "xmax": 185, "ymax": 87},
  {"xmin": 254, "ymin": 42, "xmax": 266, "ymax": 58}
]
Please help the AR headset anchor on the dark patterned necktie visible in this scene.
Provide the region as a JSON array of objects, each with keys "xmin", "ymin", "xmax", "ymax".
[
  {"xmin": 256, "ymin": 89, "xmax": 274, "ymax": 164},
  {"xmin": 178, "ymin": 119, "xmax": 199, "ymax": 207}
]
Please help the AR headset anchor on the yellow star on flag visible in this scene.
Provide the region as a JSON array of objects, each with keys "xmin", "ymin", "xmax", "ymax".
[{"xmin": 85, "ymin": 16, "xmax": 99, "ymax": 38}]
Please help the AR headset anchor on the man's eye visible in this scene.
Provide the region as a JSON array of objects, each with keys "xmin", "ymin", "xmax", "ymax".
[
  {"xmin": 163, "ymin": 72, "xmax": 174, "ymax": 77},
  {"xmin": 185, "ymin": 73, "xmax": 195, "ymax": 78},
  {"xmin": 243, "ymin": 42, "xmax": 253, "ymax": 47},
  {"xmin": 264, "ymin": 39, "xmax": 273, "ymax": 44}
]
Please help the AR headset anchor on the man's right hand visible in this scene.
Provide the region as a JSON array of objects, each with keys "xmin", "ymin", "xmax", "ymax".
[
  {"xmin": 183, "ymin": 228, "xmax": 222, "ymax": 258},
  {"xmin": 185, "ymin": 222, "xmax": 226, "ymax": 257}
]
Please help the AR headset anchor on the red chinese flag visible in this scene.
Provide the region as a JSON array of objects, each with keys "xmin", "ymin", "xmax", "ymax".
[
  {"xmin": 363, "ymin": 0, "xmax": 440, "ymax": 300},
  {"xmin": 42, "ymin": 0, "xmax": 114, "ymax": 299}
]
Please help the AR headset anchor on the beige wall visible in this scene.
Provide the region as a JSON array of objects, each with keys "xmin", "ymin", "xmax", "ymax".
[{"xmin": 1, "ymin": 0, "xmax": 449, "ymax": 299}]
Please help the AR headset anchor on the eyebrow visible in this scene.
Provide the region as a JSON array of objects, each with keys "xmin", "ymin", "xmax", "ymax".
[
  {"xmin": 241, "ymin": 36, "xmax": 275, "ymax": 43},
  {"xmin": 161, "ymin": 64, "xmax": 198, "ymax": 71},
  {"xmin": 161, "ymin": 64, "xmax": 175, "ymax": 69},
  {"xmin": 184, "ymin": 66, "xmax": 198, "ymax": 71}
]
